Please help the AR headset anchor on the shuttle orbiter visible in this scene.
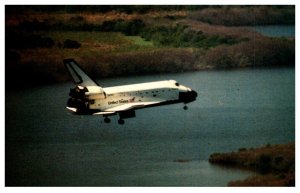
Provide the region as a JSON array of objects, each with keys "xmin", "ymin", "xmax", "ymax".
[{"xmin": 64, "ymin": 59, "xmax": 197, "ymax": 124}]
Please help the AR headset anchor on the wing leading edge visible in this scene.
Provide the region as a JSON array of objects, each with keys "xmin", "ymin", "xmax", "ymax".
[{"xmin": 93, "ymin": 101, "xmax": 161, "ymax": 115}]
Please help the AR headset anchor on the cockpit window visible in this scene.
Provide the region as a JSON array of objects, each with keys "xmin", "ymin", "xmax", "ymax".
[{"xmin": 175, "ymin": 82, "xmax": 180, "ymax": 86}]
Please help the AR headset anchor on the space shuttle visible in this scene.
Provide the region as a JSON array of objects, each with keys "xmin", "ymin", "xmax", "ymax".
[{"xmin": 64, "ymin": 59, "xmax": 197, "ymax": 124}]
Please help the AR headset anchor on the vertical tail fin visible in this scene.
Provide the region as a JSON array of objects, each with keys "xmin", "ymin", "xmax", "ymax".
[{"xmin": 64, "ymin": 59, "xmax": 100, "ymax": 87}]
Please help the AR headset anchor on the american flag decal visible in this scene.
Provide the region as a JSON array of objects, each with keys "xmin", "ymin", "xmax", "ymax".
[{"xmin": 129, "ymin": 97, "xmax": 135, "ymax": 103}]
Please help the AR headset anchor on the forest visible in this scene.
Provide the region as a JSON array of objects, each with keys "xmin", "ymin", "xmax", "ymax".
[{"xmin": 5, "ymin": 5, "xmax": 295, "ymax": 87}]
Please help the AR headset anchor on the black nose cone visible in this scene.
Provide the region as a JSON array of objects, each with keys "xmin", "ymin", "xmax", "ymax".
[
  {"xmin": 179, "ymin": 90, "xmax": 198, "ymax": 103},
  {"xmin": 191, "ymin": 90, "xmax": 198, "ymax": 98}
]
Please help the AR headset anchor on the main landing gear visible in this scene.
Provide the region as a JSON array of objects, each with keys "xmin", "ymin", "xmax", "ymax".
[
  {"xmin": 118, "ymin": 119, "xmax": 125, "ymax": 125},
  {"xmin": 103, "ymin": 117, "xmax": 125, "ymax": 125},
  {"xmin": 104, "ymin": 117, "xmax": 111, "ymax": 123}
]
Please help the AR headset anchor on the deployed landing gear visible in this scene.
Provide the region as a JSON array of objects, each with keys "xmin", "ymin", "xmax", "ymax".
[
  {"xmin": 183, "ymin": 105, "xmax": 188, "ymax": 110},
  {"xmin": 118, "ymin": 119, "xmax": 125, "ymax": 125},
  {"xmin": 102, "ymin": 110, "xmax": 135, "ymax": 125},
  {"xmin": 103, "ymin": 117, "xmax": 124, "ymax": 124},
  {"xmin": 104, "ymin": 117, "xmax": 111, "ymax": 123}
]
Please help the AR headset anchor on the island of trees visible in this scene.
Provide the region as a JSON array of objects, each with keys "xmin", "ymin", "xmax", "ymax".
[{"xmin": 209, "ymin": 142, "xmax": 295, "ymax": 186}]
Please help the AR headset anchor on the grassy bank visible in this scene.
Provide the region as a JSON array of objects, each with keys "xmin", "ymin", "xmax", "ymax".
[
  {"xmin": 5, "ymin": 5, "xmax": 295, "ymax": 87},
  {"xmin": 209, "ymin": 142, "xmax": 295, "ymax": 186}
]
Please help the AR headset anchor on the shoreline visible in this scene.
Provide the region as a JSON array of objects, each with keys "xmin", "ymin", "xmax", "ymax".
[
  {"xmin": 5, "ymin": 66, "xmax": 295, "ymax": 90},
  {"xmin": 209, "ymin": 142, "xmax": 295, "ymax": 186},
  {"xmin": 5, "ymin": 6, "xmax": 295, "ymax": 88}
]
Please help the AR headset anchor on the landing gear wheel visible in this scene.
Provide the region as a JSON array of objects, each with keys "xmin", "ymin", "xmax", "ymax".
[
  {"xmin": 118, "ymin": 119, "xmax": 125, "ymax": 125},
  {"xmin": 104, "ymin": 117, "xmax": 111, "ymax": 123},
  {"xmin": 183, "ymin": 105, "xmax": 188, "ymax": 110}
]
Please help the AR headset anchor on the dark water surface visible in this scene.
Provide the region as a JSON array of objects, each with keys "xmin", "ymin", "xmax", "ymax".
[
  {"xmin": 6, "ymin": 68, "xmax": 294, "ymax": 186},
  {"xmin": 248, "ymin": 25, "xmax": 295, "ymax": 37}
]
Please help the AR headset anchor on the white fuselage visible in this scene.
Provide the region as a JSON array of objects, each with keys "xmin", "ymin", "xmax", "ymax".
[{"xmin": 85, "ymin": 80, "xmax": 191, "ymax": 111}]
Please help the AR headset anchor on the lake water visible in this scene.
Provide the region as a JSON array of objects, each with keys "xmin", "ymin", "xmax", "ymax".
[
  {"xmin": 248, "ymin": 25, "xmax": 295, "ymax": 37},
  {"xmin": 5, "ymin": 68, "xmax": 295, "ymax": 186}
]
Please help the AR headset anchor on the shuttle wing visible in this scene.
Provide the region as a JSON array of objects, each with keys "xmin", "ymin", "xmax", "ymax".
[
  {"xmin": 93, "ymin": 101, "xmax": 161, "ymax": 115},
  {"xmin": 64, "ymin": 59, "xmax": 99, "ymax": 87},
  {"xmin": 105, "ymin": 101, "xmax": 161, "ymax": 112},
  {"xmin": 93, "ymin": 111, "xmax": 116, "ymax": 116}
]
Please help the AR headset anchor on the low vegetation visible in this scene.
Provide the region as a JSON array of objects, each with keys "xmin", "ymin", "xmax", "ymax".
[
  {"xmin": 140, "ymin": 24, "xmax": 244, "ymax": 48},
  {"xmin": 204, "ymin": 37, "xmax": 295, "ymax": 68},
  {"xmin": 5, "ymin": 5, "xmax": 295, "ymax": 87},
  {"xmin": 63, "ymin": 39, "xmax": 81, "ymax": 49},
  {"xmin": 209, "ymin": 142, "xmax": 295, "ymax": 186},
  {"xmin": 189, "ymin": 6, "xmax": 295, "ymax": 26}
]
